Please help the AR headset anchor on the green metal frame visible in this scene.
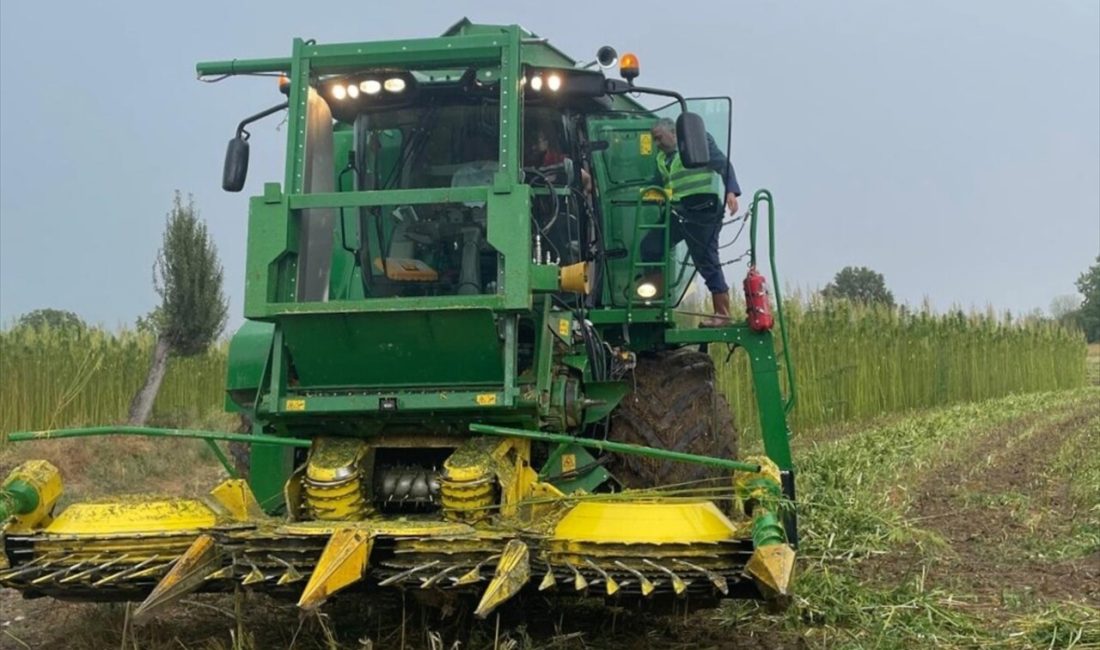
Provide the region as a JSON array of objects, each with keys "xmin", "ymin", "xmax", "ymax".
[
  {"xmin": 662, "ymin": 190, "xmax": 796, "ymax": 471},
  {"xmin": 199, "ymin": 32, "xmax": 530, "ymax": 316}
]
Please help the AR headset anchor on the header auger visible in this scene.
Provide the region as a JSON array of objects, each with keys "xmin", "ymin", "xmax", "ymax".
[{"xmin": 1, "ymin": 19, "xmax": 798, "ymax": 623}]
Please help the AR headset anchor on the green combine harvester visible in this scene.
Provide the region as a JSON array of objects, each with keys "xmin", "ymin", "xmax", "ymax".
[{"xmin": 0, "ymin": 20, "xmax": 798, "ymax": 621}]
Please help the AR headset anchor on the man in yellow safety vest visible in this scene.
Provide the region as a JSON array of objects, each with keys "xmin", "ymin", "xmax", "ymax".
[{"xmin": 642, "ymin": 117, "xmax": 741, "ymax": 327}]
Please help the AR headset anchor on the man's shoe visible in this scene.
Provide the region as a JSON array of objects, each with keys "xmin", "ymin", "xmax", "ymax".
[{"xmin": 700, "ymin": 291, "xmax": 733, "ymax": 328}]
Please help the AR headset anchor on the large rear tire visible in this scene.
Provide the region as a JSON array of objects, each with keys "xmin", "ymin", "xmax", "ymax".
[{"xmin": 607, "ymin": 348, "xmax": 737, "ymax": 488}]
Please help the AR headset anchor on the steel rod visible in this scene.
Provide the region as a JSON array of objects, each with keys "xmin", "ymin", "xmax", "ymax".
[
  {"xmin": 196, "ymin": 57, "xmax": 292, "ymax": 77},
  {"xmin": 2, "ymin": 427, "xmax": 311, "ymax": 448},
  {"xmin": 469, "ymin": 424, "xmax": 761, "ymax": 473}
]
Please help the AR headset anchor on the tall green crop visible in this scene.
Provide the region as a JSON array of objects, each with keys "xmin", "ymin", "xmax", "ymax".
[
  {"xmin": 0, "ymin": 326, "xmax": 226, "ymax": 433},
  {"xmin": 715, "ymin": 297, "xmax": 1089, "ymax": 438},
  {"xmin": 0, "ymin": 301, "xmax": 1087, "ymax": 436}
]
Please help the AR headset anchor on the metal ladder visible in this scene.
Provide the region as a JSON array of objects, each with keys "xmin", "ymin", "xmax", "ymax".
[{"xmin": 624, "ymin": 186, "xmax": 673, "ymax": 326}]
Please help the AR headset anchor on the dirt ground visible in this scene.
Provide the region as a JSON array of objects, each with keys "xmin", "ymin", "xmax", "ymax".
[
  {"xmin": 905, "ymin": 406, "xmax": 1099, "ymax": 607},
  {"xmin": 2, "ymin": 389, "xmax": 1098, "ymax": 649}
]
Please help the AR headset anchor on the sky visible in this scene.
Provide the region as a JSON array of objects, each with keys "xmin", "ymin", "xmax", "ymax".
[{"xmin": 1, "ymin": 0, "xmax": 1098, "ymax": 329}]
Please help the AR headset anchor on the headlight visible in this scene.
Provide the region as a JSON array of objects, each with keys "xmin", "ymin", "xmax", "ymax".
[
  {"xmin": 346, "ymin": 84, "xmax": 360, "ymax": 99},
  {"xmin": 331, "ymin": 84, "xmax": 347, "ymax": 100},
  {"xmin": 547, "ymin": 73, "xmax": 562, "ymax": 92},
  {"xmin": 360, "ymin": 80, "xmax": 382, "ymax": 95},
  {"xmin": 384, "ymin": 77, "xmax": 407, "ymax": 93},
  {"xmin": 530, "ymin": 75, "xmax": 543, "ymax": 92},
  {"xmin": 636, "ymin": 282, "xmax": 658, "ymax": 299}
]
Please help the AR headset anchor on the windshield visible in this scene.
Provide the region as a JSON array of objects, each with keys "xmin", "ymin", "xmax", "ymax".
[
  {"xmin": 354, "ymin": 101, "xmax": 501, "ymax": 191},
  {"xmin": 344, "ymin": 95, "xmax": 501, "ymax": 298},
  {"xmin": 301, "ymin": 71, "xmax": 505, "ymax": 300}
]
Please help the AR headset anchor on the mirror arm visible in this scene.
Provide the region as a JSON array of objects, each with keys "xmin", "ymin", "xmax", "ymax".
[
  {"xmin": 603, "ymin": 82, "xmax": 688, "ymax": 113},
  {"xmin": 235, "ymin": 101, "xmax": 290, "ymax": 139}
]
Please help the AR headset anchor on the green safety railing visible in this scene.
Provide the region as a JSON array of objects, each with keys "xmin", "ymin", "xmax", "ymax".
[
  {"xmin": 470, "ymin": 423, "xmax": 762, "ymax": 473},
  {"xmin": 749, "ymin": 189, "xmax": 797, "ymax": 413}
]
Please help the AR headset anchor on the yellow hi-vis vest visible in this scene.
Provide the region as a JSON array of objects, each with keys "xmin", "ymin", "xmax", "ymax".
[{"xmin": 656, "ymin": 150, "xmax": 721, "ymax": 201}]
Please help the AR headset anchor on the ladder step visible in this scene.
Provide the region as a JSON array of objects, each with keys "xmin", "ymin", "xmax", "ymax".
[
  {"xmin": 637, "ymin": 224, "xmax": 667, "ymax": 230},
  {"xmin": 633, "ymin": 262, "xmax": 666, "ymax": 268}
]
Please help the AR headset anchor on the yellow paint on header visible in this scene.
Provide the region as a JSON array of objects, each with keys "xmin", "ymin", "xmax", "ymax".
[
  {"xmin": 46, "ymin": 500, "xmax": 216, "ymax": 535},
  {"xmin": 553, "ymin": 501, "xmax": 735, "ymax": 544}
]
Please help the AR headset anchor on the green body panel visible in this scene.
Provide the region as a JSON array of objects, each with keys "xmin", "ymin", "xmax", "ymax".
[
  {"xmin": 580, "ymin": 381, "xmax": 630, "ymax": 424},
  {"xmin": 280, "ymin": 310, "xmax": 503, "ymax": 388},
  {"xmin": 539, "ymin": 444, "xmax": 611, "ymax": 494},
  {"xmin": 225, "ymin": 320, "xmax": 275, "ymax": 411},
  {"xmin": 206, "ymin": 21, "xmax": 796, "ymax": 514},
  {"xmin": 249, "ymin": 428, "xmax": 296, "ymax": 512},
  {"xmin": 586, "ymin": 117, "xmax": 693, "ymax": 314}
]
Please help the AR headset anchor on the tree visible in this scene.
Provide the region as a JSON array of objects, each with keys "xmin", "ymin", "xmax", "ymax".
[
  {"xmin": 1076, "ymin": 255, "xmax": 1100, "ymax": 343},
  {"xmin": 128, "ymin": 193, "xmax": 228, "ymax": 425},
  {"xmin": 822, "ymin": 266, "xmax": 895, "ymax": 306},
  {"xmin": 15, "ymin": 308, "xmax": 86, "ymax": 333},
  {"xmin": 1049, "ymin": 293, "xmax": 1082, "ymax": 329},
  {"xmin": 1049, "ymin": 294, "xmax": 1082, "ymax": 320}
]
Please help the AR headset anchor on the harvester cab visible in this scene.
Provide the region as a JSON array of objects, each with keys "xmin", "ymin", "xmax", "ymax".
[{"xmin": 2, "ymin": 20, "xmax": 798, "ymax": 622}]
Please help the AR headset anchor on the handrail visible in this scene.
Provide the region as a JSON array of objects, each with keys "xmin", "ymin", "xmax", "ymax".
[
  {"xmin": 287, "ymin": 186, "xmax": 488, "ymax": 210},
  {"xmin": 749, "ymin": 190, "xmax": 797, "ymax": 414}
]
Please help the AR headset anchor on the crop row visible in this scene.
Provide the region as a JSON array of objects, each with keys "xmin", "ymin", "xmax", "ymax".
[
  {"xmin": 0, "ymin": 299, "xmax": 1086, "ymax": 435},
  {"xmin": 716, "ymin": 298, "xmax": 1087, "ymax": 436},
  {"xmin": 0, "ymin": 327, "xmax": 226, "ymax": 433}
]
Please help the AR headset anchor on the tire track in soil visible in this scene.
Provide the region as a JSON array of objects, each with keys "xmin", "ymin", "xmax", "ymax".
[
  {"xmin": 854, "ymin": 406, "xmax": 1054, "ymax": 586},
  {"xmin": 903, "ymin": 399, "xmax": 1100, "ymax": 611},
  {"xmin": 893, "ymin": 410, "xmax": 1050, "ymax": 506}
]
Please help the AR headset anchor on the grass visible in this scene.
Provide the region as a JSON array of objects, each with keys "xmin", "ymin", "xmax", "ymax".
[
  {"xmin": 712, "ymin": 388, "xmax": 1100, "ymax": 650},
  {"xmin": 1042, "ymin": 412, "xmax": 1100, "ymax": 561},
  {"xmin": 0, "ymin": 408, "xmax": 238, "ymax": 507},
  {"xmin": 1088, "ymin": 342, "xmax": 1100, "ymax": 385}
]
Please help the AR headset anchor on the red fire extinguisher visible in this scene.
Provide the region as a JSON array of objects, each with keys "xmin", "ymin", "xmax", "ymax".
[{"xmin": 743, "ymin": 266, "xmax": 774, "ymax": 332}]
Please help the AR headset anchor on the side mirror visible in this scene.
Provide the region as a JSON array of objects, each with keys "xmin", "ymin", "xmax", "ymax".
[
  {"xmin": 676, "ymin": 112, "xmax": 709, "ymax": 168},
  {"xmin": 222, "ymin": 135, "xmax": 250, "ymax": 192}
]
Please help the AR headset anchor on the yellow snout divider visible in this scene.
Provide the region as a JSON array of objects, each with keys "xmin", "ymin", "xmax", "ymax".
[
  {"xmin": 474, "ymin": 539, "xmax": 530, "ymax": 619},
  {"xmin": 298, "ymin": 528, "xmax": 374, "ymax": 611},
  {"xmin": 134, "ymin": 534, "xmax": 219, "ymax": 623}
]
